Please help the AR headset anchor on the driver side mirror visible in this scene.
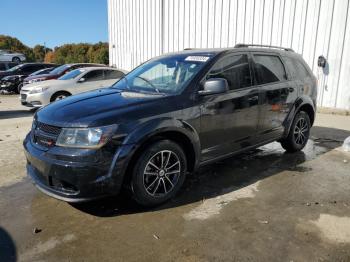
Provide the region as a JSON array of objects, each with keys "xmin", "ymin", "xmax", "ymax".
[
  {"xmin": 198, "ymin": 78, "xmax": 229, "ymax": 96},
  {"xmin": 78, "ymin": 77, "xmax": 85, "ymax": 83}
]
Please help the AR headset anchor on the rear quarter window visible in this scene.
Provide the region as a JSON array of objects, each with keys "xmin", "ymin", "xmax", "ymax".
[
  {"xmin": 253, "ymin": 55, "xmax": 287, "ymax": 85},
  {"xmin": 283, "ymin": 56, "xmax": 310, "ymax": 80}
]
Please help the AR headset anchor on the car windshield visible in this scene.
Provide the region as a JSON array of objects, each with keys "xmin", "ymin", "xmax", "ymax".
[
  {"xmin": 112, "ymin": 54, "xmax": 213, "ymax": 94},
  {"xmin": 7, "ymin": 64, "xmax": 24, "ymax": 72},
  {"xmin": 58, "ymin": 69, "xmax": 85, "ymax": 80},
  {"xmin": 50, "ymin": 64, "xmax": 70, "ymax": 75}
]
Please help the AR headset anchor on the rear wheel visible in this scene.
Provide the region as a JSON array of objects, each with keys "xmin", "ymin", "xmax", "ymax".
[
  {"xmin": 12, "ymin": 57, "xmax": 20, "ymax": 63},
  {"xmin": 131, "ymin": 140, "xmax": 187, "ymax": 207},
  {"xmin": 50, "ymin": 92, "xmax": 71, "ymax": 102},
  {"xmin": 280, "ymin": 111, "xmax": 311, "ymax": 152}
]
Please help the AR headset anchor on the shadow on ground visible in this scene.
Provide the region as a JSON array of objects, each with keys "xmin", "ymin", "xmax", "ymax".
[
  {"xmin": 0, "ymin": 108, "xmax": 36, "ymax": 120},
  {"xmin": 70, "ymin": 126, "xmax": 350, "ymax": 217}
]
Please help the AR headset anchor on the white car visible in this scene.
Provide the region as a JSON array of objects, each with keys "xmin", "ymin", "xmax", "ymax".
[
  {"xmin": 0, "ymin": 50, "xmax": 26, "ymax": 63},
  {"xmin": 20, "ymin": 67, "xmax": 126, "ymax": 107}
]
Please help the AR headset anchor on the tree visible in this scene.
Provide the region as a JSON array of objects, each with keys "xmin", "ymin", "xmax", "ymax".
[
  {"xmin": 0, "ymin": 35, "xmax": 109, "ymax": 65},
  {"xmin": 44, "ymin": 51, "xmax": 55, "ymax": 63},
  {"xmin": 33, "ymin": 45, "xmax": 52, "ymax": 62}
]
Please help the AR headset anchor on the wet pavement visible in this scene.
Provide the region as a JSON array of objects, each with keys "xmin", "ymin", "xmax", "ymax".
[{"xmin": 1, "ymin": 95, "xmax": 350, "ymax": 261}]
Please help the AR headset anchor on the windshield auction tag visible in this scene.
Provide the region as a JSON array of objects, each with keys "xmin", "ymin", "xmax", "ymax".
[{"xmin": 185, "ymin": 56, "xmax": 210, "ymax": 62}]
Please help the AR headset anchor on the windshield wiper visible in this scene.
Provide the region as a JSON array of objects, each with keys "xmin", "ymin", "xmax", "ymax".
[{"xmin": 135, "ymin": 76, "xmax": 160, "ymax": 93}]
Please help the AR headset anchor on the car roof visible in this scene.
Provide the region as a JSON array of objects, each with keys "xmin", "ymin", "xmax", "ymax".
[{"xmin": 162, "ymin": 45, "xmax": 298, "ymax": 58}]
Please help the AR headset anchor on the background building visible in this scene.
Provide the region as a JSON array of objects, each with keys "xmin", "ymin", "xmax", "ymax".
[{"xmin": 108, "ymin": 0, "xmax": 350, "ymax": 110}]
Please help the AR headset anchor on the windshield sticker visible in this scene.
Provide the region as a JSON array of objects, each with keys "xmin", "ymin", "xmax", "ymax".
[{"xmin": 185, "ymin": 56, "xmax": 210, "ymax": 62}]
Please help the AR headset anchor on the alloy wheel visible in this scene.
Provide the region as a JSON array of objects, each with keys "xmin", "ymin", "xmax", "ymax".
[
  {"xmin": 55, "ymin": 95, "xmax": 67, "ymax": 101},
  {"xmin": 143, "ymin": 150, "xmax": 181, "ymax": 197},
  {"xmin": 293, "ymin": 117, "xmax": 309, "ymax": 145}
]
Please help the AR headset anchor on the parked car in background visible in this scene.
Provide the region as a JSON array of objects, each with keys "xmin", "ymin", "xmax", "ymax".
[
  {"xmin": 21, "ymin": 67, "xmax": 126, "ymax": 107},
  {"xmin": 23, "ymin": 45, "xmax": 317, "ymax": 206},
  {"xmin": 0, "ymin": 63, "xmax": 57, "ymax": 93},
  {"xmin": 23, "ymin": 63, "xmax": 107, "ymax": 86},
  {"xmin": 0, "ymin": 49, "xmax": 26, "ymax": 63},
  {"xmin": 0, "ymin": 62, "xmax": 19, "ymax": 72}
]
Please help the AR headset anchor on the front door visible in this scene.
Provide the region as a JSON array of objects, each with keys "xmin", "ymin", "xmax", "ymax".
[{"xmin": 199, "ymin": 53, "xmax": 260, "ymax": 162}]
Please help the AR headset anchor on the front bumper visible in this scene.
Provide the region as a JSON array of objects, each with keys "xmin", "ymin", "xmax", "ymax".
[
  {"xmin": 23, "ymin": 133, "xmax": 135, "ymax": 202},
  {"xmin": 20, "ymin": 90, "xmax": 50, "ymax": 107},
  {"xmin": 0, "ymin": 80, "xmax": 17, "ymax": 92}
]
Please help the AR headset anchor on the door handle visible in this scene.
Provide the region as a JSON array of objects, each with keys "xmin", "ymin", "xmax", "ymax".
[{"xmin": 288, "ymin": 87, "xmax": 295, "ymax": 92}]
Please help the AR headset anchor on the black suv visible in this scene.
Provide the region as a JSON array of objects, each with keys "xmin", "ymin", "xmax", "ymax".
[{"xmin": 24, "ymin": 44, "xmax": 317, "ymax": 206}]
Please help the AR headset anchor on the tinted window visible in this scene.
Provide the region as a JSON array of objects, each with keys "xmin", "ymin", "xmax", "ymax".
[
  {"xmin": 294, "ymin": 60, "xmax": 310, "ymax": 79},
  {"xmin": 0, "ymin": 64, "xmax": 6, "ymax": 70},
  {"xmin": 283, "ymin": 57, "xmax": 298, "ymax": 79},
  {"xmin": 83, "ymin": 70, "xmax": 104, "ymax": 82},
  {"xmin": 208, "ymin": 54, "xmax": 252, "ymax": 90},
  {"xmin": 253, "ymin": 55, "xmax": 287, "ymax": 85},
  {"xmin": 104, "ymin": 69, "xmax": 124, "ymax": 80}
]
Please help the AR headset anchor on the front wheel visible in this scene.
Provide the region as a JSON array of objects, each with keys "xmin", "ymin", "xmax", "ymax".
[
  {"xmin": 51, "ymin": 92, "xmax": 70, "ymax": 102},
  {"xmin": 131, "ymin": 140, "xmax": 187, "ymax": 207},
  {"xmin": 12, "ymin": 57, "xmax": 20, "ymax": 63},
  {"xmin": 280, "ymin": 111, "xmax": 311, "ymax": 152},
  {"xmin": 17, "ymin": 83, "xmax": 23, "ymax": 94}
]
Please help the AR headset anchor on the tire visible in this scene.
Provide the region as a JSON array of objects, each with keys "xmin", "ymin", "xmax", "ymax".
[
  {"xmin": 280, "ymin": 111, "xmax": 311, "ymax": 152},
  {"xmin": 17, "ymin": 83, "xmax": 23, "ymax": 94},
  {"xmin": 50, "ymin": 92, "xmax": 71, "ymax": 102},
  {"xmin": 131, "ymin": 140, "xmax": 187, "ymax": 207},
  {"xmin": 12, "ymin": 57, "xmax": 20, "ymax": 63}
]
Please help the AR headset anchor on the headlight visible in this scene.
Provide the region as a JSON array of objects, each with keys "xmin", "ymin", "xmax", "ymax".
[
  {"xmin": 29, "ymin": 86, "xmax": 50, "ymax": 94},
  {"xmin": 56, "ymin": 124, "xmax": 118, "ymax": 148},
  {"xmin": 29, "ymin": 78, "xmax": 46, "ymax": 84}
]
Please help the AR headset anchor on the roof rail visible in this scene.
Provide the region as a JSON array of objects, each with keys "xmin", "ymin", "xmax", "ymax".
[{"xmin": 234, "ymin": 43, "xmax": 294, "ymax": 52}]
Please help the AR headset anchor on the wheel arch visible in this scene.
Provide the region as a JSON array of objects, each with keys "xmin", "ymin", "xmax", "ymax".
[
  {"xmin": 282, "ymin": 96, "xmax": 315, "ymax": 138},
  {"xmin": 121, "ymin": 118, "xmax": 201, "ymax": 187},
  {"xmin": 50, "ymin": 90, "xmax": 72, "ymax": 102}
]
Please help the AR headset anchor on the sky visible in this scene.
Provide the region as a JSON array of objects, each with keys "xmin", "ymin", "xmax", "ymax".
[{"xmin": 0, "ymin": 0, "xmax": 108, "ymax": 48}]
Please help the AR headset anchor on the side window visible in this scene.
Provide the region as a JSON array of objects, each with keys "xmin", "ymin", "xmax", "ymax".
[
  {"xmin": 208, "ymin": 54, "xmax": 252, "ymax": 90},
  {"xmin": 21, "ymin": 65, "xmax": 34, "ymax": 73},
  {"xmin": 253, "ymin": 55, "xmax": 287, "ymax": 85},
  {"xmin": 83, "ymin": 70, "xmax": 104, "ymax": 82},
  {"xmin": 283, "ymin": 57, "xmax": 298, "ymax": 79},
  {"xmin": 294, "ymin": 60, "xmax": 310, "ymax": 79},
  {"xmin": 104, "ymin": 70, "xmax": 125, "ymax": 80}
]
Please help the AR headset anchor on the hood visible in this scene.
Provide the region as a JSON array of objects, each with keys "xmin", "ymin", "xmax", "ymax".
[
  {"xmin": 22, "ymin": 79, "xmax": 71, "ymax": 90},
  {"xmin": 2, "ymin": 74, "xmax": 26, "ymax": 81},
  {"xmin": 24, "ymin": 73, "xmax": 59, "ymax": 81},
  {"xmin": 36, "ymin": 88, "xmax": 166, "ymax": 127}
]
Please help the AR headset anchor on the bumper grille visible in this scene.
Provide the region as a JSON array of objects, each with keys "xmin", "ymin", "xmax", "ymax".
[{"xmin": 33, "ymin": 121, "xmax": 62, "ymax": 148}]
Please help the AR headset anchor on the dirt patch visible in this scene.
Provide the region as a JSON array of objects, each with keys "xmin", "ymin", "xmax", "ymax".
[
  {"xmin": 311, "ymin": 214, "xmax": 350, "ymax": 243},
  {"xmin": 183, "ymin": 181, "xmax": 260, "ymax": 220}
]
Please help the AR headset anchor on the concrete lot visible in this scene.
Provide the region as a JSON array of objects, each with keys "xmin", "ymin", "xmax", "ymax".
[{"xmin": 1, "ymin": 95, "xmax": 350, "ymax": 261}]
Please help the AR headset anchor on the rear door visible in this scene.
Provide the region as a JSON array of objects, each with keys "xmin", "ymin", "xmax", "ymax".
[
  {"xmin": 251, "ymin": 52, "xmax": 296, "ymax": 140},
  {"xmin": 199, "ymin": 52, "xmax": 260, "ymax": 161},
  {"xmin": 103, "ymin": 69, "xmax": 125, "ymax": 86}
]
